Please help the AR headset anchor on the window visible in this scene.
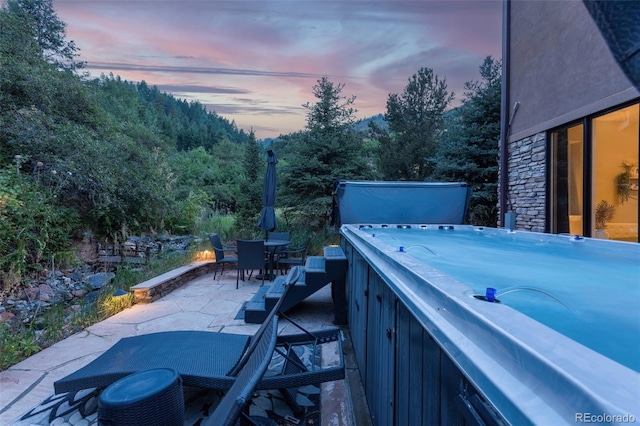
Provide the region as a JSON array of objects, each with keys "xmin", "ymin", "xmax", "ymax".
[
  {"xmin": 592, "ymin": 104, "xmax": 639, "ymax": 241},
  {"xmin": 550, "ymin": 103, "xmax": 639, "ymax": 242},
  {"xmin": 550, "ymin": 123, "xmax": 584, "ymax": 235}
]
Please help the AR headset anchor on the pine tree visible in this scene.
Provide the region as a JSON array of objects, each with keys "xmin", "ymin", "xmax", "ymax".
[
  {"xmin": 7, "ymin": 0, "xmax": 84, "ymax": 71},
  {"xmin": 373, "ymin": 67, "xmax": 453, "ymax": 181},
  {"xmin": 235, "ymin": 131, "xmax": 264, "ymax": 235},
  {"xmin": 282, "ymin": 77, "xmax": 378, "ymax": 229},
  {"xmin": 432, "ymin": 56, "xmax": 502, "ymax": 226}
]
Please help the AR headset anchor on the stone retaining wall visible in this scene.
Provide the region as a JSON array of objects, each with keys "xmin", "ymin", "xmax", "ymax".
[{"xmin": 131, "ymin": 261, "xmax": 216, "ymax": 303}]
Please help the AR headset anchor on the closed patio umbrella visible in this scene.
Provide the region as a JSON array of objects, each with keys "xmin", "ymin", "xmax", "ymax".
[{"xmin": 257, "ymin": 150, "xmax": 277, "ymax": 233}]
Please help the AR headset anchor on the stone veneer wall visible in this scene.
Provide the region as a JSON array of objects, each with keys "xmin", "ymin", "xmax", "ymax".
[
  {"xmin": 501, "ymin": 132, "xmax": 547, "ymax": 232},
  {"xmin": 131, "ymin": 261, "xmax": 216, "ymax": 303}
]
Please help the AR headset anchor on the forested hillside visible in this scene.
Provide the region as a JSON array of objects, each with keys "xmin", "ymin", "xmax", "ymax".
[{"xmin": 1, "ymin": 0, "xmax": 253, "ymax": 286}]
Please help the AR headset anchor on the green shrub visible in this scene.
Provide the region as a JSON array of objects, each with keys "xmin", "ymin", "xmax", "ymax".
[
  {"xmin": 40, "ymin": 303, "xmax": 66, "ymax": 346},
  {"xmin": 0, "ymin": 322, "xmax": 40, "ymax": 370},
  {"xmin": 67, "ymin": 299, "xmax": 99, "ymax": 331},
  {"xmin": 97, "ymin": 289, "xmax": 135, "ymax": 320},
  {"xmin": 0, "ymin": 170, "xmax": 79, "ymax": 292},
  {"xmin": 197, "ymin": 212, "xmax": 236, "ymax": 241},
  {"xmin": 164, "ymin": 189, "xmax": 209, "ymax": 234}
]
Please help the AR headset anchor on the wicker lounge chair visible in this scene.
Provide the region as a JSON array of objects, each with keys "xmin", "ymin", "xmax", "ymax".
[
  {"xmin": 203, "ymin": 309, "xmax": 278, "ymax": 426},
  {"xmin": 54, "ymin": 267, "xmax": 345, "ymax": 398}
]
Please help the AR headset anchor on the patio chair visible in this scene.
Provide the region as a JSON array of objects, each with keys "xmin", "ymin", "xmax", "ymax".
[
  {"xmin": 209, "ymin": 234, "xmax": 238, "ymax": 279},
  {"xmin": 53, "ymin": 267, "xmax": 345, "ymax": 401},
  {"xmin": 266, "ymin": 232, "xmax": 290, "ymax": 263},
  {"xmin": 236, "ymin": 239, "xmax": 267, "ymax": 288},
  {"xmin": 276, "ymin": 235, "xmax": 312, "ymax": 275}
]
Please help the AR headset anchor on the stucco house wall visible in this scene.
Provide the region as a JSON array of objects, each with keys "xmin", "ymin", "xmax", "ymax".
[{"xmin": 502, "ymin": 0, "xmax": 640, "ymax": 232}]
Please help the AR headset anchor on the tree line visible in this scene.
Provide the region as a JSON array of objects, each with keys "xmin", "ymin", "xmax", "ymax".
[
  {"xmin": 279, "ymin": 57, "xmax": 502, "ymax": 229},
  {"xmin": 1, "ymin": 0, "xmax": 501, "ymax": 290}
]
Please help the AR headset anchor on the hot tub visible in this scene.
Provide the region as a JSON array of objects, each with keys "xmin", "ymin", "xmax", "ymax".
[{"xmin": 340, "ymin": 224, "xmax": 639, "ymax": 425}]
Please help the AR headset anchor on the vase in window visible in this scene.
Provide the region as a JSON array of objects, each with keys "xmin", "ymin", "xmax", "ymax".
[{"xmin": 594, "ymin": 200, "xmax": 615, "ymax": 239}]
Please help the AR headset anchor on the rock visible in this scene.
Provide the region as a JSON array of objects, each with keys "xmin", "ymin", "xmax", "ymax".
[
  {"xmin": 0, "ymin": 311, "xmax": 15, "ymax": 322},
  {"xmin": 72, "ymin": 264, "xmax": 94, "ymax": 282},
  {"xmin": 82, "ymin": 272, "xmax": 115, "ymax": 290},
  {"xmin": 123, "ymin": 241, "xmax": 137, "ymax": 250},
  {"xmin": 25, "ymin": 286, "xmax": 38, "ymax": 301},
  {"xmin": 84, "ymin": 291, "xmax": 100, "ymax": 304},
  {"xmin": 0, "ymin": 234, "xmax": 194, "ymax": 350},
  {"xmin": 38, "ymin": 284, "xmax": 53, "ymax": 302}
]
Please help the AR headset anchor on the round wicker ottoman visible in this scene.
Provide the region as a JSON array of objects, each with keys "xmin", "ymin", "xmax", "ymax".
[{"xmin": 98, "ymin": 368, "xmax": 184, "ymax": 426}]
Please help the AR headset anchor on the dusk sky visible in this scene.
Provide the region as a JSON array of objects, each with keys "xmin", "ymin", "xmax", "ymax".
[{"xmin": 54, "ymin": 1, "xmax": 503, "ymax": 139}]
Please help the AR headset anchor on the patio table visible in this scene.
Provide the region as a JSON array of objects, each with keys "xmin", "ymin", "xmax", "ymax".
[{"xmin": 262, "ymin": 239, "xmax": 290, "ymax": 281}]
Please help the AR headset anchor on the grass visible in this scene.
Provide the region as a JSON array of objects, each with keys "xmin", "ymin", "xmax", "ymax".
[
  {"xmin": 0, "ymin": 323, "xmax": 40, "ymax": 370},
  {"xmin": 196, "ymin": 214, "xmax": 236, "ymax": 241}
]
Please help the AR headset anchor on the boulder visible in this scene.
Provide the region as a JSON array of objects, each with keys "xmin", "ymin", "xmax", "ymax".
[{"xmin": 83, "ymin": 272, "xmax": 116, "ymax": 290}]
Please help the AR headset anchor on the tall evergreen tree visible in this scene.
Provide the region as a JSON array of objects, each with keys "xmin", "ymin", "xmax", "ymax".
[
  {"xmin": 0, "ymin": 3, "xmax": 49, "ymax": 113},
  {"xmin": 235, "ymin": 131, "xmax": 264, "ymax": 235},
  {"xmin": 432, "ymin": 56, "xmax": 502, "ymax": 226},
  {"xmin": 282, "ymin": 77, "xmax": 378, "ymax": 229},
  {"xmin": 372, "ymin": 67, "xmax": 453, "ymax": 181},
  {"xmin": 7, "ymin": 0, "xmax": 84, "ymax": 71}
]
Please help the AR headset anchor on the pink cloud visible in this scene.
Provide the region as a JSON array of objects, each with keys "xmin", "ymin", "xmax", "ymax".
[{"xmin": 54, "ymin": 1, "xmax": 502, "ymax": 139}]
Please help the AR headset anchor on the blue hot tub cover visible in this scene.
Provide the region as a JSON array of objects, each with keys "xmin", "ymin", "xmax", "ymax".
[{"xmin": 332, "ymin": 181, "xmax": 471, "ymax": 226}]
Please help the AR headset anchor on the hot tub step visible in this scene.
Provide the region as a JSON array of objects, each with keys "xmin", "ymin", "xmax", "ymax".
[{"xmin": 243, "ymin": 247, "xmax": 347, "ymax": 324}]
